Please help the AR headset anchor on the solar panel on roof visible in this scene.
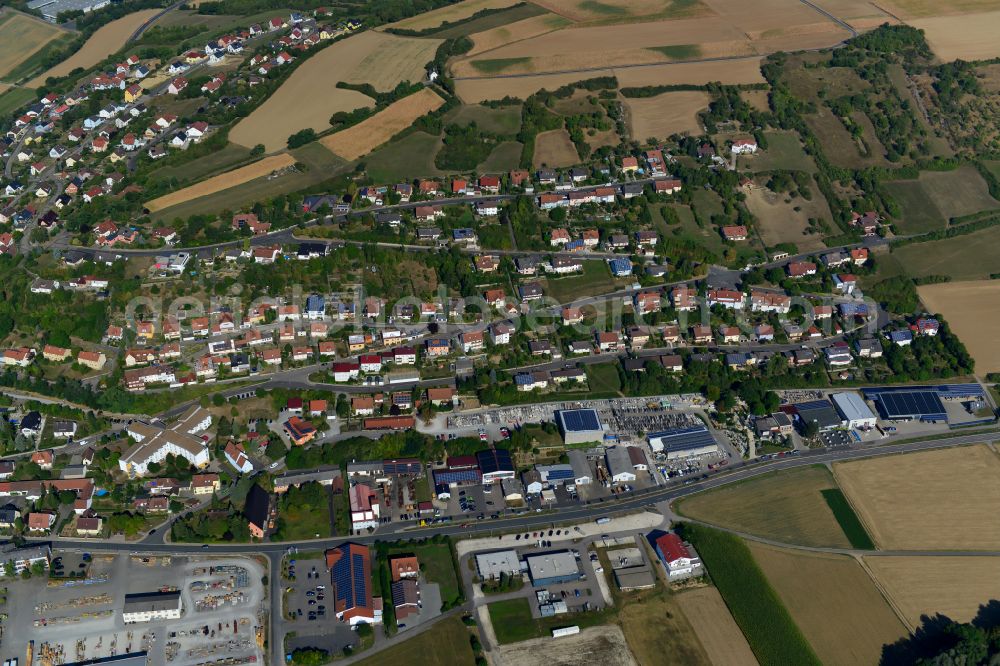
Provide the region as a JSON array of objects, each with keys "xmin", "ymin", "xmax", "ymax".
[
  {"xmin": 648, "ymin": 425, "xmax": 717, "ymax": 452},
  {"xmin": 559, "ymin": 409, "xmax": 601, "ymax": 431}
]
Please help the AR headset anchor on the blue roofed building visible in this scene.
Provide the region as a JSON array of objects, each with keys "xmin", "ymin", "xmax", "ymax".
[
  {"xmin": 555, "ymin": 408, "xmax": 605, "ymax": 445},
  {"xmin": 306, "ymin": 293, "xmax": 325, "ymax": 320},
  {"xmin": 608, "ymin": 257, "xmax": 633, "ymax": 277}
]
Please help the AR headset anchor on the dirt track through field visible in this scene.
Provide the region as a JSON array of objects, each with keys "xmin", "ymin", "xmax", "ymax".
[
  {"xmin": 918, "ymin": 281, "xmax": 1000, "ymax": 373},
  {"xmin": 27, "ymin": 10, "xmax": 161, "ymax": 87},
  {"xmin": 144, "ymin": 153, "xmax": 296, "ymax": 212},
  {"xmin": 320, "ymin": 88, "xmax": 444, "ymax": 160}
]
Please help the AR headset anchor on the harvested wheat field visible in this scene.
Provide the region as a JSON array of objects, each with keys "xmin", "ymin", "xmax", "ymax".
[
  {"xmin": 320, "ymin": 88, "xmax": 444, "ymax": 161},
  {"xmin": 467, "ymin": 12, "xmax": 572, "ymax": 55},
  {"xmin": 676, "ymin": 587, "xmax": 758, "ymax": 666},
  {"xmin": 144, "ymin": 153, "xmax": 296, "ymax": 212},
  {"xmin": 497, "ymin": 625, "xmax": 637, "ymax": 666},
  {"xmin": 626, "ymin": 90, "xmax": 708, "ymax": 140},
  {"xmin": 878, "ymin": 0, "xmax": 1000, "ymax": 18},
  {"xmin": 384, "ymin": 0, "xmax": 517, "ymax": 31},
  {"xmin": 749, "ymin": 543, "xmax": 908, "ymax": 666},
  {"xmin": 866, "ymin": 556, "xmax": 1000, "ymax": 627},
  {"xmin": 805, "ymin": 0, "xmax": 895, "ymax": 28},
  {"xmin": 533, "ymin": 129, "xmax": 579, "ymax": 168},
  {"xmin": 676, "ymin": 465, "xmax": 852, "ymax": 548},
  {"xmin": 455, "ymin": 58, "xmax": 764, "ymax": 103},
  {"xmin": 27, "ymin": 9, "xmax": 160, "ymax": 86},
  {"xmin": 918, "ymin": 281, "xmax": 1000, "ymax": 373},
  {"xmin": 338, "ymin": 31, "xmax": 442, "ymax": 91},
  {"xmin": 911, "ymin": 11, "xmax": 1000, "ymax": 61},
  {"xmin": 834, "ymin": 444, "xmax": 1000, "ymax": 550},
  {"xmin": 532, "ymin": 0, "xmax": 712, "ymax": 23},
  {"xmin": 0, "ymin": 11, "xmax": 66, "ymax": 81}
]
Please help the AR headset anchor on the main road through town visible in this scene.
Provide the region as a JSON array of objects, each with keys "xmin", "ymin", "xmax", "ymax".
[{"xmin": 7, "ymin": 428, "xmax": 996, "ymax": 661}]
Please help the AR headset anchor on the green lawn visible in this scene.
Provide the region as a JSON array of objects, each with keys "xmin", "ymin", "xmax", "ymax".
[
  {"xmin": 292, "ymin": 141, "xmax": 348, "ymax": 173},
  {"xmin": 364, "ymin": 131, "xmax": 445, "ymax": 183},
  {"xmin": 447, "ymin": 104, "xmax": 522, "ymax": 135},
  {"xmin": 586, "ymin": 362, "xmax": 622, "ymax": 394},
  {"xmin": 680, "ymin": 524, "xmax": 821, "ymax": 666},
  {"xmin": 544, "ymin": 260, "xmax": 618, "ymax": 303},
  {"xmin": 740, "ymin": 130, "xmax": 817, "ymax": 173},
  {"xmin": 488, "ymin": 597, "xmax": 615, "ymax": 644},
  {"xmin": 477, "ymin": 141, "xmax": 522, "ymax": 173},
  {"xmin": 820, "ymin": 489, "xmax": 875, "ymax": 550},
  {"xmin": 387, "ymin": 541, "xmax": 461, "ymax": 607},
  {"xmin": 356, "ymin": 616, "xmax": 475, "ymax": 666},
  {"xmin": 884, "ymin": 166, "xmax": 1000, "ymax": 234}
]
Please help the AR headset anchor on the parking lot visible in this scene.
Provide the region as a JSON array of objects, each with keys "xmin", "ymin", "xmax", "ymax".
[{"xmin": 281, "ymin": 554, "xmax": 360, "ymax": 657}]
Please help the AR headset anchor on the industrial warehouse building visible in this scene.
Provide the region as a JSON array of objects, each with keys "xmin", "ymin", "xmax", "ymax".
[
  {"xmin": 831, "ymin": 392, "xmax": 878, "ymax": 429},
  {"xmin": 525, "ymin": 551, "xmax": 581, "ymax": 587},
  {"xmin": 476, "ymin": 449, "xmax": 515, "ymax": 483},
  {"xmin": 647, "ymin": 425, "xmax": 719, "ymax": 459},
  {"xmin": 555, "ymin": 409, "xmax": 605, "ymax": 445},
  {"xmin": 788, "ymin": 399, "xmax": 843, "ymax": 432},
  {"xmin": 605, "ymin": 447, "xmax": 637, "ymax": 484},
  {"xmin": 475, "ymin": 550, "xmax": 521, "ymax": 580},
  {"xmin": 863, "ymin": 387, "xmax": 948, "ymax": 422},
  {"xmin": 122, "ymin": 590, "xmax": 182, "ymax": 623}
]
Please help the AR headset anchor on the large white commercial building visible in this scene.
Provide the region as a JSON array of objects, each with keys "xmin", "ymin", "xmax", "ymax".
[
  {"xmin": 122, "ymin": 591, "xmax": 182, "ymax": 623},
  {"xmin": 831, "ymin": 392, "xmax": 878, "ymax": 429},
  {"xmin": 475, "ymin": 550, "xmax": 521, "ymax": 580}
]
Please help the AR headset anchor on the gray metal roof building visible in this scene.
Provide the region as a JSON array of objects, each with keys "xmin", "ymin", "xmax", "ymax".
[
  {"xmin": 647, "ymin": 425, "xmax": 719, "ymax": 459},
  {"xmin": 525, "ymin": 551, "xmax": 580, "ymax": 586},
  {"xmin": 605, "ymin": 447, "xmax": 637, "ymax": 483},
  {"xmin": 475, "ymin": 550, "xmax": 521, "ymax": 580},
  {"xmin": 831, "ymin": 392, "xmax": 877, "ymax": 428},
  {"xmin": 567, "ymin": 449, "xmax": 592, "ymax": 485}
]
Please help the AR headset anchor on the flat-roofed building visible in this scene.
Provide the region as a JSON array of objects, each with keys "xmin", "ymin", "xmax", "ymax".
[
  {"xmin": 475, "ymin": 550, "xmax": 520, "ymax": 580},
  {"xmin": 525, "ymin": 551, "xmax": 580, "ymax": 586},
  {"xmin": 122, "ymin": 590, "xmax": 182, "ymax": 623}
]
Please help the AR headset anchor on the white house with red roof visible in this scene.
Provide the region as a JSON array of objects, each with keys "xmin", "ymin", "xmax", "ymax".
[{"xmin": 654, "ymin": 532, "xmax": 701, "ymax": 580}]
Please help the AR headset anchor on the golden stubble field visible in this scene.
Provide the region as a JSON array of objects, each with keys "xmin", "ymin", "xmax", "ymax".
[
  {"xmin": 320, "ymin": 88, "xmax": 444, "ymax": 160},
  {"xmin": 918, "ymin": 281, "xmax": 1000, "ymax": 373},
  {"xmin": 749, "ymin": 543, "xmax": 908, "ymax": 666},
  {"xmin": 144, "ymin": 153, "xmax": 296, "ymax": 212},
  {"xmin": 625, "ymin": 90, "xmax": 709, "ymax": 140},
  {"xmin": 26, "ymin": 9, "xmax": 160, "ymax": 86},
  {"xmin": 383, "ymin": 0, "xmax": 517, "ymax": 31},
  {"xmin": 745, "ymin": 179, "xmax": 831, "ymax": 253},
  {"xmin": 866, "ymin": 556, "xmax": 1000, "ymax": 627},
  {"xmin": 467, "ymin": 12, "xmax": 571, "ymax": 55},
  {"xmin": 231, "ymin": 31, "xmax": 439, "ymax": 152},
  {"xmin": 532, "ymin": 129, "xmax": 578, "ymax": 168},
  {"xmin": 834, "ymin": 444, "xmax": 1000, "ymax": 550},
  {"xmin": 675, "ymin": 587, "xmax": 758, "ymax": 666},
  {"xmin": 532, "ymin": 0, "xmax": 713, "ymax": 23},
  {"xmin": 676, "ymin": 465, "xmax": 853, "ymax": 548},
  {"xmin": 911, "ymin": 11, "xmax": 1000, "ymax": 61},
  {"xmin": 0, "ymin": 10, "xmax": 67, "ymax": 81}
]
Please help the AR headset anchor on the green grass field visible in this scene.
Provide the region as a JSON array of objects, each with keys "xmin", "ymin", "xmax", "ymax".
[
  {"xmin": 477, "ymin": 141, "xmax": 522, "ymax": 173},
  {"xmin": 0, "ymin": 86, "xmax": 35, "ymax": 117},
  {"xmin": 544, "ymin": 260, "xmax": 618, "ymax": 303},
  {"xmin": 586, "ymin": 362, "xmax": 622, "ymax": 395},
  {"xmin": 364, "ymin": 131, "xmax": 445, "ymax": 183},
  {"xmin": 886, "ymin": 167, "xmax": 1000, "ymax": 234},
  {"xmin": 680, "ymin": 524, "xmax": 822, "ymax": 666},
  {"xmin": 147, "ymin": 143, "xmax": 254, "ymax": 185},
  {"xmin": 820, "ymin": 489, "xmax": 875, "ymax": 550},
  {"xmin": 446, "ymin": 104, "xmax": 522, "ymax": 135},
  {"xmin": 740, "ymin": 130, "xmax": 817, "ymax": 173},
  {"xmin": 893, "ymin": 224, "xmax": 1000, "ymax": 280},
  {"xmin": 647, "ymin": 44, "xmax": 701, "ymax": 60},
  {"xmin": 356, "ymin": 616, "xmax": 475, "ymax": 666},
  {"xmin": 425, "ymin": 2, "xmax": 549, "ymax": 38},
  {"xmin": 386, "ymin": 541, "xmax": 461, "ymax": 607},
  {"xmin": 470, "ymin": 57, "xmax": 530, "ymax": 74}
]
